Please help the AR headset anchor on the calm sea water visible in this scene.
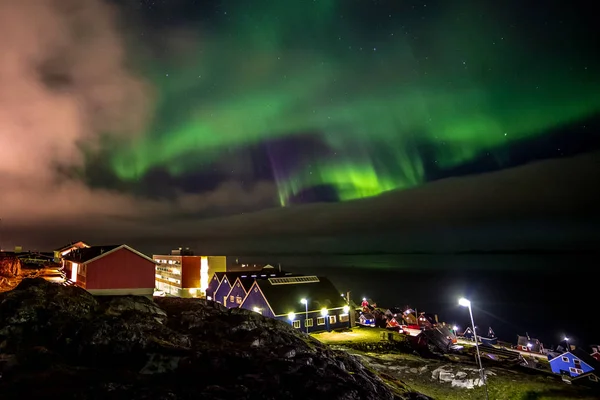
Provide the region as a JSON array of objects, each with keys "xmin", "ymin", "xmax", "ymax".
[{"xmin": 232, "ymin": 254, "xmax": 595, "ymax": 347}]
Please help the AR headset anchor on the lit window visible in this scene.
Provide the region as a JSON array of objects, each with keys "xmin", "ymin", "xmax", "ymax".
[
  {"xmin": 340, "ymin": 314, "xmax": 349, "ymax": 322},
  {"xmin": 236, "ymin": 296, "xmax": 242, "ymax": 304},
  {"xmin": 230, "ymin": 295, "xmax": 234, "ymax": 302},
  {"xmin": 305, "ymin": 318, "xmax": 313, "ymax": 327},
  {"xmin": 293, "ymin": 320, "xmax": 301, "ymax": 329},
  {"xmin": 329, "ymin": 315, "xmax": 337, "ymax": 324},
  {"xmin": 317, "ymin": 317, "xmax": 325, "ymax": 326}
]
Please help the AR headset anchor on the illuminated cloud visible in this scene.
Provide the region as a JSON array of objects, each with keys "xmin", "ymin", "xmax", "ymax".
[{"xmin": 0, "ymin": 0, "xmax": 276, "ymax": 240}]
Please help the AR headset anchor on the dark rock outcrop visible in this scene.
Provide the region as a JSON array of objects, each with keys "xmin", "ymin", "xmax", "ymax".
[{"xmin": 0, "ymin": 278, "xmax": 425, "ymax": 399}]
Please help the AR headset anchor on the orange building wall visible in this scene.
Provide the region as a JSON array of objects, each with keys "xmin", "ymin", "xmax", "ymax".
[
  {"xmin": 86, "ymin": 248, "xmax": 155, "ymax": 290},
  {"xmin": 181, "ymin": 256, "xmax": 201, "ymax": 289}
]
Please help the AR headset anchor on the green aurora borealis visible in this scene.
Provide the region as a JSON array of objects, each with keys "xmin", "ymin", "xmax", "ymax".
[{"xmin": 109, "ymin": 0, "xmax": 599, "ymax": 206}]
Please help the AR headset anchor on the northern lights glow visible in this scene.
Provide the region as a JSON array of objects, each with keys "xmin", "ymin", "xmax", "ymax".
[{"xmin": 108, "ymin": 0, "xmax": 600, "ymax": 206}]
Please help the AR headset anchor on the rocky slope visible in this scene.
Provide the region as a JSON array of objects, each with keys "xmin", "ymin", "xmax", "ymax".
[{"xmin": 0, "ymin": 278, "xmax": 429, "ymax": 399}]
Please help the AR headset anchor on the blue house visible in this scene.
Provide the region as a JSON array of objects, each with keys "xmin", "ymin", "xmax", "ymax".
[
  {"xmin": 239, "ymin": 275, "xmax": 349, "ymax": 333},
  {"xmin": 480, "ymin": 327, "xmax": 498, "ymax": 345},
  {"xmin": 208, "ymin": 267, "xmax": 294, "ymax": 304},
  {"xmin": 358, "ymin": 313, "xmax": 376, "ymax": 327},
  {"xmin": 549, "ymin": 349, "xmax": 599, "ymax": 378},
  {"xmin": 206, "ymin": 272, "xmax": 226, "ymax": 300},
  {"xmin": 462, "ymin": 327, "xmax": 474, "ymax": 340},
  {"xmin": 224, "ymin": 277, "xmax": 254, "ymax": 308}
]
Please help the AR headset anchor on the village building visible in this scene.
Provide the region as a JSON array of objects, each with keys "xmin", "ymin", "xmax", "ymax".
[
  {"xmin": 239, "ymin": 275, "xmax": 350, "ymax": 333},
  {"xmin": 548, "ymin": 348, "xmax": 600, "ymax": 378},
  {"xmin": 358, "ymin": 312, "xmax": 376, "ymax": 327},
  {"xmin": 208, "ymin": 266, "xmax": 291, "ymax": 304},
  {"xmin": 480, "ymin": 327, "xmax": 498, "ymax": 345},
  {"xmin": 517, "ymin": 334, "xmax": 544, "ymax": 353},
  {"xmin": 153, "ymin": 248, "xmax": 226, "ymax": 298},
  {"xmin": 591, "ymin": 345, "xmax": 600, "ymax": 362},
  {"xmin": 224, "ymin": 277, "xmax": 255, "ymax": 308},
  {"xmin": 461, "ymin": 327, "xmax": 474, "ymax": 340},
  {"xmin": 62, "ymin": 244, "xmax": 155, "ymax": 297},
  {"xmin": 53, "ymin": 241, "xmax": 90, "ymax": 263}
]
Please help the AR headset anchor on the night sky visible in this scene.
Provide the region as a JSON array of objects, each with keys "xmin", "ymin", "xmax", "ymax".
[{"xmin": 1, "ymin": 0, "xmax": 599, "ymax": 252}]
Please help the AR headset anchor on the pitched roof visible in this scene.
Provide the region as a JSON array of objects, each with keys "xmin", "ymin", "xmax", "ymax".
[
  {"xmin": 63, "ymin": 244, "xmax": 154, "ymax": 264},
  {"xmin": 254, "ymin": 276, "xmax": 346, "ymax": 316},
  {"xmin": 54, "ymin": 241, "xmax": 89, "ymax": 252},
  {"xmin": 239, "ymin": 277, "xmax": 256, "ymax": 291},
  {"xmin": 572, "ymin": 348, "xmax": 600, "ymax": 371}
]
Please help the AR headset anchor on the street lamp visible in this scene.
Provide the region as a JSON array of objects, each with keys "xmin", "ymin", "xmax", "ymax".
[
  {"xmin": 300, "ymin": 298, "xmax": 308, "ymax": 333},
  {"xmin": 288, "ymin": 311, "xmax": 296, "ymax": 325},
  {"xmin": 343, "ymin": 305, "xmax": 351, "ymax": 329},
  {"xmin": 459, "ymin": 297, "xmax": 489, "ymax": 400},
  {"xmin": 453, "ymin": 325, "xmax": 459, "ymax": 335},
  {"xmin": 321, "ymin": 308, "xmax": 329, "ymax": 331}
]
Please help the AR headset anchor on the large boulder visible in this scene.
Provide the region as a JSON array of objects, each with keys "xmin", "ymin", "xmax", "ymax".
[{"xmin": 0, "ymin": 279, "xmax": 424, "ymax": 399}]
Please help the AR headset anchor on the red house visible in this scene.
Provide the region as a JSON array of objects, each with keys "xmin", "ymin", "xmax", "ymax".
[{"xmin": 62, "ymin": 244, "xmax": 156, "ymax": 297}]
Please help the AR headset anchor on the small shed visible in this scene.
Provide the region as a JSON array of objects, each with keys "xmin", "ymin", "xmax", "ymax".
[{"xmin": 359, "ymin": 313, "xmax": 376, "ymax": 327}]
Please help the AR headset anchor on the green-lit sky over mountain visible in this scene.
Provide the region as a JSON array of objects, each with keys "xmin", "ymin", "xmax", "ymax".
[{"xmin": 0, "ymin": 0, "xmax": 598, "ymax": 251}]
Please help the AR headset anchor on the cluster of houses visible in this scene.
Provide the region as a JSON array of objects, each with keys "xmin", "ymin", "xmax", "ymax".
[
  {"xmin": 458, "ymin": 328, "xmax": 600, "ymax": 386},
  {"xmin": 9, "ymin": 241, "xmax": 599, "ymax": 388},
  {"xmin": 206, "ymin": 269, "xmax": 352, "ymax": 332},
  {"xmin": 50, "ymin": 242, "xmax": 352, "ymax": 333}
]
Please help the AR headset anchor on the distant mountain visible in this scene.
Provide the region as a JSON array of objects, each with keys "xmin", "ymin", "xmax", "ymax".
[{"xmin": 138, "ymin": 151, "xmax": 600, "ymax": 254}]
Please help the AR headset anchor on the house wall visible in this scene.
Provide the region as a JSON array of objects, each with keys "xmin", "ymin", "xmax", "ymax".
[
  {"xmin": 225, "ymin": 280, "xmax": 247, "ymax": 308},
  {"xmin": 154, "ymin": 255, "xmax": 183, "ymax": 296},
  {"xmin": 239, "ymin": 285, "xmax": 275, "ymax": 318},
  {"xmin": 550, "ymin": 353, "xmax": 594, "ymax": 377},
  {"xmin": 279, "ymin": 308, "xmax": 349, "ymax": 334},
  {"xmin": 86, "ymin": 248, "xmax": 155, "ymax": 295},
  {"xmin": 208, "ymin": 256, "xmax": 227, "ymax": 273},
  {"xmin": 214, "ymin": 278, "xmax": 232, "ymax": 305},
  {"xmin": 181, "ymin": 256, "xmax": 201, "ymax": 290},
  {"xmin": 206, "ymin": 274, "xmax": 221, "ymax": 299}
]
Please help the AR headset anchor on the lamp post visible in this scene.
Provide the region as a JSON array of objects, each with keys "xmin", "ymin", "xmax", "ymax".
[
  {"xmin": 459, "ymin": 298, "xmax": 488, "ymax": 400},
  {"xmin": 321, "ymin": 308, "xmax": 329, "ymax": 332},
  {"xmin": 343, "ymin": 305, "xmax": 350, "ymax": 328},
  {"xmin": 300, "ymin": 298, "xmax": 308, "ymax": 333}
]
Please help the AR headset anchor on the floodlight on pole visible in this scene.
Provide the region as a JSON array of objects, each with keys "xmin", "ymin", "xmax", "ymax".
[
  {"xmin": 300, "ymin": 298, "xmax": 309, "ymax": 334},
  {"xmin": 459, "ymin": 297, "xmax": 489, "ymax": 400}
]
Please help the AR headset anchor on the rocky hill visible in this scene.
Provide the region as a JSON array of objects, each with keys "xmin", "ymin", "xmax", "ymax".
[{"xmin": 0, "ymin": 278, "xmax": 429, "ymax": 399}]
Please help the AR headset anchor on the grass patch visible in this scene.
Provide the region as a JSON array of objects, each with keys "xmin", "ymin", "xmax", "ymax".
[{"xmin": 312, "ymin": 327, "xmax": 390, "ymax": 344}]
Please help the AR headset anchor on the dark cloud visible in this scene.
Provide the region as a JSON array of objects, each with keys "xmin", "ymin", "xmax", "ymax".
[{"xmin": 6, "ymin": 152, "xmax": 595, "ymax": 254}]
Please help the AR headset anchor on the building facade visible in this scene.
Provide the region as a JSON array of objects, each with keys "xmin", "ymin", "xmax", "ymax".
[
  {"xmin": 224, "ymin": 277, "xmax": 254, "ymax": 308},
  {"xmin": 153, "ymin": 250, "xmax": 226, "ymax": 298},
  {"xmin": 239, "ymin": 276, "xmax": 350, "ymax": 333},
  {"xmin": 549, "ymin": 351, "xmax": 596, "ymax": 377},
  {"xmin": 62, "ymin": 244, "xmax": 155, "ymax": 296}
]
